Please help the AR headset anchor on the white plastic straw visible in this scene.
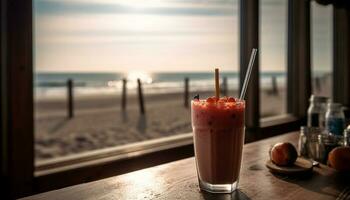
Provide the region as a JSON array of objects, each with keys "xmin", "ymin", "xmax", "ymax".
[{"xmin": 239, "ymin": 48, "xmax": 258, "ymax": 100}]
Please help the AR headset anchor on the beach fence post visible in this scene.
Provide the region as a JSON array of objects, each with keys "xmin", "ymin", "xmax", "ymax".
[
  {"xmin": 315, "ymin": 77, "xmax": 321, "ymax": 92},
  {"xmin": 184, "ymin": 77, "xmax": 189, "ymax": 108},
  {"xmin": 271, "ymin": 76, "xmax": 278, "ymax": 95},
  {"xmin": 137, "ymin": 78, "xmax": 145, "ymax": 114},
  {"xmin": 222, "ymin": 77, "xmax": 228, "ymax": 96},
  {"xmin": 121, "ymin": 78, "xmax": 127, "ymax": 111},
  {"xmin": 67, "ymin": 79, "xmax": 74, "ymax": 118}
]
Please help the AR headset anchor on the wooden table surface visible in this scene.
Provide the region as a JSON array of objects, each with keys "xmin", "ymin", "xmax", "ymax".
[{"xmin": 22, "ymin": 132, "xmax": 350, "ymax": 200}]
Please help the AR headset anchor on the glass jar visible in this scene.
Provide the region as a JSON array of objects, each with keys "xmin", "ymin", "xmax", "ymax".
[
  {"xmin": 318, "ymin": 134, "xmax": 343, "ymax": 164},
  {"xmin": 344, "ymin": 125, "xmax": 350, "ymax": 146},
  {"xmin": 298, "ymin": 126, "xmax": 308, "ymax": 157},
  {"xmin": 325, "ymin": 102, "xmax": 345, "ymax": 136},
  {"xmin": 298, "ymin": 126, "xmax": 323, "ymax": 161},
  {"xmin": 307, "ymin": 95, "xmax": 328, "ymax": 128}
]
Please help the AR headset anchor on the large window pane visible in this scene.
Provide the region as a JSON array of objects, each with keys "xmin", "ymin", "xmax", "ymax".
[
  {"xmin": 34, "ymin": 0, "xmax": 238, "ymax": 160},
  {"xmin": 260, "ymin": 0, "xmax": 288, "ymax": 118},
  {"xmin": 311, "ymin": 2, "xmax": 333, "ymax": 98}
]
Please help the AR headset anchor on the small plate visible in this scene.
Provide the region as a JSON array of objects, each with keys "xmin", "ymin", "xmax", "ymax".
[{"xmin": 266, "ymin": 157, "xmax": 313, "ymax": 175}]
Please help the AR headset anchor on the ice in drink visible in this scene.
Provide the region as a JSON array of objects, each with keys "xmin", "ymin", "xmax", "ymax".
[{"xmin": 191, "ymin": 97, "xmax": 245, "ymax": 193}]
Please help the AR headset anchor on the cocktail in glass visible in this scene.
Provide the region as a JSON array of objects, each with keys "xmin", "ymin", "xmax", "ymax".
[{"xmin": 191, "ymin": 97, "xmax": 245, "ymax": 193}]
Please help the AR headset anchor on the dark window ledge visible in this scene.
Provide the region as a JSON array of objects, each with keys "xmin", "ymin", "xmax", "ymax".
[
  {"xmin": 35, "ymin": 134, "xmax": 193, "ymax": 176},
  {"xmin": 34, "ymin": 133, "xmax": 194, "ymax": 194},
  {"xmin": 260, "ymin": 114, "xmax": 303, "ymax": 137},
  {"xmin": 243, "ymin": 114, "xmax": 303, "ymax": 142}
]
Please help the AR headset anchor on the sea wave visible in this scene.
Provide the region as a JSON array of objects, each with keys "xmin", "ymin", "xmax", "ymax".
[{"xmin": 34, "ymin": 76, "xmax": 287, "ymax": 99}]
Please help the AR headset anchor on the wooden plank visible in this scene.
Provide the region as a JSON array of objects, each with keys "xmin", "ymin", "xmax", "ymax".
[
  {"xmin": 1, "ymin": 0, "xmax": 34, "ymax": 199},
  {"xmin": 121, "ymin": 78, "xmax": 127, "ymax": 111},
  {"xmin": 287, "ymin": 0, "xmax": 311, "ymax": 118},
  {"xmin": 67, "ymin": 79, "xmax": 74, "ymax": 118},
  {"xmin": 184, "ymin": 77, "xmax": 189, "ymax": 108},
  {"xmin": 137, "ymin": 79, "xmax": 145, "ymax": 114},
  {"xmin": 240, "ymin": 0, "xmax": 260, "ymax": 131},
  {"xmin": 333, "ymin": 5, "xmax": 350, "ymax": 114},
  {"xmin": 21, "ymin": 132, "xmax": 349, "ymax": 200},
  {"xmin": 0, "ymin": 0, "xmax": 5, "ymax": 196},
  {"xmin": 221, "ymin": 77, "xmax": 228, "ymax": 97},
  {"xmin": 271, "ymin": 76, "xmax": 278, "ymax": 95}
]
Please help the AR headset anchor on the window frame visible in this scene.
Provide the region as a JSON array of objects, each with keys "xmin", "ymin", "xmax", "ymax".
[
  {"xmin": 1, "ymin": 0, "xmax": 34, "ymax": 198},
  {"xmin": 1, "ymin": 0, "xmax": 320, "ymax": 198},
  {"xmin": 333, "ymin": 4, "xmax": 350, "ymax": 110}
]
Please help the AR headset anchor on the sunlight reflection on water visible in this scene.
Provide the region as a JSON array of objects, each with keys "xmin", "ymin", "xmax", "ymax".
[{"xmin": 127, "ymin": 71, "xmax": 153, "ymax": 84}]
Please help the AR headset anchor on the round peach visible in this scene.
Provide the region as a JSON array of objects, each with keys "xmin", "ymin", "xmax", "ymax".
[
  {"xmin": 328, "ymin": 147, "xmax": 350, "ymax": 171},
  {"xmin": 270, "ymin": 142, "xmax": 298, "ymax": 166}
]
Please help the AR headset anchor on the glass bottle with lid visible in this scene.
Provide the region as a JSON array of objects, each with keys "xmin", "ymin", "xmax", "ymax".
[
  {"xmin": 325, "ymin": 102, "xmax": 345, "ymax": 136},
  {"xmin": 307, "ymin": 95, "xmax": 328, "ymax": 128},
  {"xmin": 343, "ymin": 125, "xmax": 350, "ymax": 146}
]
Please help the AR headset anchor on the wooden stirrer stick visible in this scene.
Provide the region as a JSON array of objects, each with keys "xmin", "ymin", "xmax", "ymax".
[{"xmin": 215, "ymin": 68, "xmax": 220, "ymax": 99}]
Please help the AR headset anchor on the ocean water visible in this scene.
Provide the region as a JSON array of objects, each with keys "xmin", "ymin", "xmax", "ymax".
[{"xmin": 35, "ymin": 71, "xmax": 288, "ymax": 98}]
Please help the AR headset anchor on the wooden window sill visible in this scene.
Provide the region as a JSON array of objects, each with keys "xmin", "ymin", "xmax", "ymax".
[
  {"xmin": 35, "ymin": 133, "xmax": 193, "ymax": 177},
  {"xmin": 33, "ymin": 114, "xmax": 302, "ymax": 194}
]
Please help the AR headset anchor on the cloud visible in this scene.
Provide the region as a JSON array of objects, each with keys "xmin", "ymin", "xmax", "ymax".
[
  {"xmin": 35, "ymin": 0, "xmax": 236, "ymax": 16},
  {"xmin": 34, "ymin": 0, "xmax": 241, "ymax": 72}
]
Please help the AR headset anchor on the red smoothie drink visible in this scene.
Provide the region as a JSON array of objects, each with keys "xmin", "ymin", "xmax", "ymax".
[{"xmin": 191, "ymin": 96, "xmax": 245, "ymax": 193}]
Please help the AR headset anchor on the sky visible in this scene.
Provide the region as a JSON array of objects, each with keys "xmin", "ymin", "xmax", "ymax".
[{"xmin": 34, "ymin": 0, "xmax": 332, "ymax": 73}]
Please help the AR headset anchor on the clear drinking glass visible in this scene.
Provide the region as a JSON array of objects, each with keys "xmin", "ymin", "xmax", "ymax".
[{"xmin": 191, "ymin": 99, "xmax": 245, "ymax": 193}]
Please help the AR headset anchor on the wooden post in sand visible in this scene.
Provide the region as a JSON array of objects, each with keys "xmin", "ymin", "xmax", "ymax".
[
  {"xmin": 314, "ymin": 77, "xmax": 321, "ymax": 92},
  {"xmin": 184, "ymin": 77, "xmax": 189, "ymax": 108},
  {"xmin": 137, "ymin": 79, "xmax": 145, "ymax": 114},
  {"xmin": 121, "ymin": 78, "xmax": 127, "ymax": 111},
  {"xmin": 67, "ymin": 79, "xmax": 74, "ymax": 118},
  {"xmin": 222, "ymin": 77, "xmax": 228, "ymax": 96},
  {"xmin": 271, "ymin": 76, "xmax": 278, "ymax": 95}
]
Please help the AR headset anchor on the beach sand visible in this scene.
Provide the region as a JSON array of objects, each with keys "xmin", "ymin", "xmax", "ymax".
[{"xmin": 35, "ymin": 89, "xmax": 286, "ymax": 160}]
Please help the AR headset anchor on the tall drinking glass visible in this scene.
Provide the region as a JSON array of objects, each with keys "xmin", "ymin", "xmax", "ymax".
[{"xmin": 191, "ymin": 98, "xmax": 245, "ymax": 193}]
